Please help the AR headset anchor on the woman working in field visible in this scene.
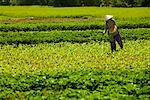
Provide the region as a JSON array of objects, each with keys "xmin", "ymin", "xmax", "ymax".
[{"xmin": 103, "ymin": 15, "xmax": 123, "ymax": 52}]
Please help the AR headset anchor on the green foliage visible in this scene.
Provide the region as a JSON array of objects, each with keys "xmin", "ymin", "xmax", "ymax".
[
  {"xmin": 0, "ymin": 0, "xmax": 149, "ymax": 7},
  {"xmin": 0, "ymin": 7, "xmax": 150, "ymax": 19},
  {"xmin": 0, "ymin": 6, "xmax": 149, "ymax": 99},
  {"xmin": 0, "ymin": 18, "xmax": 150, "ymax": 32},
  {"xmin": 0, "ymin": 69, "xmax": 149, "ymax": 99},
  {"xmin": 0, "ymin": 29, "xmax": 149, "ymax": 44},
  {"xmin": 0, "ymin": 21, "xmax": 102, "ymax": 32},
  {"xmin": 0, "ymin": 40, "xmax": 150, "ymax": 99}
]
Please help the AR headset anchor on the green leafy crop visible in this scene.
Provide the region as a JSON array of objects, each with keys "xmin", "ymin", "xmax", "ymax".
[
  {"xmin": 0, "ymin": 7, "xmax": 150, "ymax": 99},
  {"xmin": 0, "ymin": 40, "xmax": 150, "ymax": 99}
]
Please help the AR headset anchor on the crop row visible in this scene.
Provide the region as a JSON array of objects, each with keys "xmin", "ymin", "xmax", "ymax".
[
  {"xmin": 0, "ymin": 29, "xmax": 149, "ymax": 44},
  {"xmin": 0, "ymin": 18, "xmax": 150, "ymax": 32},
  {"xmin": 0, "ymin": 69, "xmax": 149, "ymax": 99},
  {"xmin": 0, "ymin": 40, "xmax": 149, "ymax": 99}
]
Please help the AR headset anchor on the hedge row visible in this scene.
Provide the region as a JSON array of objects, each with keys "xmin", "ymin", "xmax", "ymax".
[
  {"xmin": 0, "ymin": 19, "xmax": 150, "ymax": 32},
  {"xmin": 0, "ymin": 29, "xmax": 149, "ymax": 44}
]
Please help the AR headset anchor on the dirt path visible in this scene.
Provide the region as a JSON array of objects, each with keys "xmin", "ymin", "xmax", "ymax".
[{"xmin": 0, "ymin": 17, "xmax": 95, "ymax": 24}]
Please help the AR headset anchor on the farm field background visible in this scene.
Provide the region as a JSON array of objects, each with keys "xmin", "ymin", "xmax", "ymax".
[
  {"xmin": 0, "ymin": 6, "xmax": 150, "ymax": 19},
  {"xmin": 0, "ymin": 6, "xmax": 150, "ymax": 99}
]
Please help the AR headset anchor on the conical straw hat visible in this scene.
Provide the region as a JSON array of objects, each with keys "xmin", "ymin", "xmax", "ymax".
[{"xmin": 105, "ymin": 15, "xmax": 113, "ymax": 21}]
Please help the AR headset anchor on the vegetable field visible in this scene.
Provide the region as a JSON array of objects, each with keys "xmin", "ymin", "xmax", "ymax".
[{"xmin": 0, "ymin": 7, "xmax": 150, "ymax": 99}]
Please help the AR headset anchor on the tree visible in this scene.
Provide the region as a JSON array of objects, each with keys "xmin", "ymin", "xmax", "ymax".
[
  {"xmin": 0, "ymin": 0, "xmax": 149, "ymax": 7},
  {"xmin": 142, "ymin": 0, "xmax": 150, "ymax": 7},
  {"xmin": 0, "ymin": 0, "xmax": 10, "ymax": 5},
  {"xmin": 128, "ymin": 0, "xmax": 137, "ymax": 7},
  {"xmin": 112, "ymin": 0, "xmax": 128, "ymax": 7},
  {"xmin": 104, "ymin": 0, "xmax": 112, "ymax": 6},
  {"xmin": 15, "ymin": 0, "xmax": 39, "ymax": 5},
  {"xmin": 10, "ymin": 0, "xmax": 18, "ymax": 5},
  {"xmin": 53, "ymin": 0, "xmax": 80, "ymax": 7}
]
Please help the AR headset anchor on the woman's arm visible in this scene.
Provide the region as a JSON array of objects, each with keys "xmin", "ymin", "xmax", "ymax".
[{"xmin": 103, "ymin": 22, "xmax": 108, "ymax": 34}]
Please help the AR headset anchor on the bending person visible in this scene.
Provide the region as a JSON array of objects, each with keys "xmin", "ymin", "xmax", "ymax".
[{"xmin": 103, "ymin": 15, "xmax": 123, "ymax": 52}]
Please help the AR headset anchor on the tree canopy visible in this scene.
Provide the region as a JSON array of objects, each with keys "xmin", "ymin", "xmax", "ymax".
[{"xmin": 0, "ymin": 0, "xmax": 150, "ymax": 7}]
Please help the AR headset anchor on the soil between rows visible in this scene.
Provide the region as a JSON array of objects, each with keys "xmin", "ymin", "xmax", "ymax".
[{"xmin": 0, "ymin": 17, "xmax": 98, "ymax": 24}]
